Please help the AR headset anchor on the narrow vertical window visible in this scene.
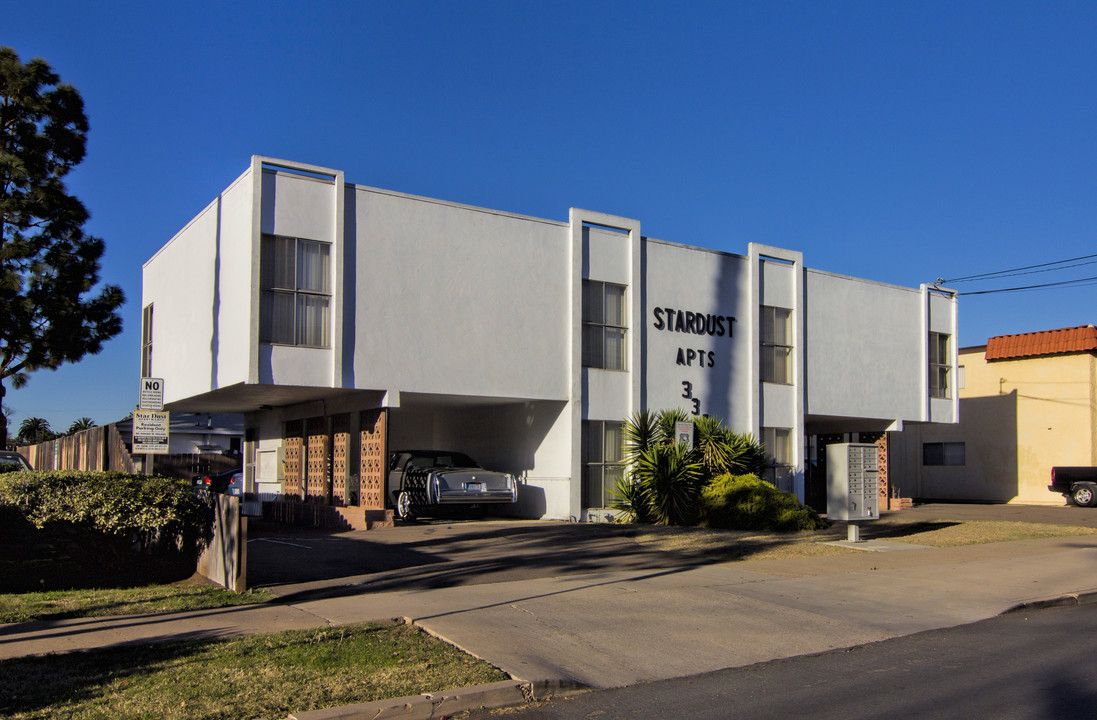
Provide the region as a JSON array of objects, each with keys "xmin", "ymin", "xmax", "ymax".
[
  {"xmin": 762, "ymin": 426, "xmax": 793, "ymax": 491},
  {"xmin": 582, "ymin": 280, "xmax": 627, "ymax": 370},
  {"xmin": 260, "ymin": 235, "xmax": 331, "ymax": 347},
  {"xmin": 582, "ymin": 420, "xmax": 624, "ymax": 508},
  {"xmin": 929, "ymin": 332, "xmax": 950, "ymax": 398},
  {"xmin": 761, "ymin": 306, "xmax": 792, "ymax": 384},
  {"xmin": 141, "ymin": 304, "xmax": 154, "ymax": 376}
]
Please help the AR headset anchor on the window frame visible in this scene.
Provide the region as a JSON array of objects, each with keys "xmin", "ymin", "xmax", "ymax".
[
  {"xmin": 582, "ymin": 420, "xmax": 624, "ymax": 509},
  {"xmin": 760, "ymin": 306, "xmax": 793, "ymax": 385},
  {"xmin": 929, "ymin": 332, "xmax": 951, "ymax": 399},
  {"xmin": 582, "ymin": 280, "xmax": 628, "ymax": 371},
  {"xmin": 762, "ymin": 426, "xmax": 794, "ymax": 491},
  {"xmin": 923, "ymin": 441, "xmax": 965, "ymax": 466},
  {"xmin": 141, "ymin": 304, "xmax": 154, "ymax": 376},
  {"xmin": 260, "ymin": 234, "xmax": 332, "ymax": 348}
]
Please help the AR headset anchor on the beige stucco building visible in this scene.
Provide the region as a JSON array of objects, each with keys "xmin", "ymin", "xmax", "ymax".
[{"xmin": 892, "ymin": 325, "xmax": 1097, "ymax": 504}]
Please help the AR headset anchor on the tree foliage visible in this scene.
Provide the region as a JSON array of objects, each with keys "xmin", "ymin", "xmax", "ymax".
[
  {"xmin": 67, "ymin": 416, "xmax": 96, "ymax": 434},
  {"xmin": 0, "ymin": 47, "xmax": 124, "ymax": 447},
  {"xmin": 16, "ymin": 415, "xmax": 54, "ymax": 444}
]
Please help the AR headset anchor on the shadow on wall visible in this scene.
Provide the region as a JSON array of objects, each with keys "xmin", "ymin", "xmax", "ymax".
[
  {"xmin": 920, "ymin": 391, "xmax": 1019, "ymax": 503},
  {"xmin": 387, "ymin": 400, "xmax": 567, "ymax": 479},
  {"xmin": 517, "ymin": 483, "xmax": 547, "ymax": 518}
]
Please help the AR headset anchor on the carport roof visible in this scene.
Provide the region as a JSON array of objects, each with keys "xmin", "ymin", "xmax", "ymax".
[{"xmin": 985, "ymin": 324, "xmax": 1097, "ymax": 361}]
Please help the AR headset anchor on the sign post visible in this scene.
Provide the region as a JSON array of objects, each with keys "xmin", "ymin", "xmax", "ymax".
[{"xmin": 137, "ymin": 378, "xmax": 168, "ymax": 473}]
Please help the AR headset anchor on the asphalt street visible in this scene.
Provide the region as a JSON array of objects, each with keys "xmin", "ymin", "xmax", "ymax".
[{"xmin": 460, "ymin": 602, "xmax": 1097, "ymax": 720}]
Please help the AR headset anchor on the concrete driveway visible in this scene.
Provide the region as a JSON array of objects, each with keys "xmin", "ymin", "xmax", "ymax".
[
  {"xmin": 242, "ymin": 502, "xmax": 1097, "ymax": 688},
  {"xmin": 247, "ymin": 519, "xmax": 698, "ymax": 603},
  {"xmin": 248, "ymin": 502, "xmax": 1097, "ymax": 601}
]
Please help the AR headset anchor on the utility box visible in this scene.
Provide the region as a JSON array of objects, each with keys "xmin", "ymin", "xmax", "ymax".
[{"xmin": 826, "ymin": 443, "xmax": 880, "ymax": 521}]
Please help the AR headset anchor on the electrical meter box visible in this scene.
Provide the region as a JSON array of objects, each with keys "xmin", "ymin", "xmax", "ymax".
[{"xmin": 826, "ymin": 443, "xmax": 880, "ymax": 521}]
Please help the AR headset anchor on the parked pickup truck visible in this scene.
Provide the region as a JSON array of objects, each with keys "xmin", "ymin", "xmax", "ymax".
[{"xmin": 1049, "ymin": 467, "xmax": 1097, "ymax": 507}]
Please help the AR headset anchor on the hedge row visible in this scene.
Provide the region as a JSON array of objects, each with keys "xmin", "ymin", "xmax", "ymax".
[{"xmin": 0, "ymin": 470, "xmax": 213, "ymax": 561}]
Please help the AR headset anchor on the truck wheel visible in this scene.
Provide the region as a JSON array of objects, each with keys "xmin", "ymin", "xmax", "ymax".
[
  {"xmin": 396, "ymin": 491, "xmax": 416, "ymax": 520},
  {"xmin": 1071, "ymin": 485, "xmax": 1096, "ymax": 507}
]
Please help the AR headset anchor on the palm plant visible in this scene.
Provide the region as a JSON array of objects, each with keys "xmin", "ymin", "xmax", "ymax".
[
  {"xmin": 622, "ymin": 409, "xmax": 660, "ymax": 466},
  {"xmin": 619, "ymin": 408, "xmax": 767, "ymax": 526},
  {"xmin": 16, "ymin": 417, "xmax": 54, "ymax": 444},
  {"xmin": 67, "ymin": 417, "xmax": 96, "ymax": 434},
  {"xmin": 633, "ymin": 442, "xmax": 703, "ymax": 525}
]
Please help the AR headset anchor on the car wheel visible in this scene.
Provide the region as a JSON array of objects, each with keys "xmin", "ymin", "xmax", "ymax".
[
  {"xmin": 396, "ymin": 490, "xmax": 415, "ymax": 520},
  {"xmin": 1072, "ymin": 485, "xmax": 1096, "ymax": 507}
]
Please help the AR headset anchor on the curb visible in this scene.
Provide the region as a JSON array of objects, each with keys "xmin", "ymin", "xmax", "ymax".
[
  {"xmin": 1001, "ymin": 589, "xmax": 1097, "ymax": 615},
  {"xmin": 287, "ymin": 679, "xmax": 588, "ymax": 720}
]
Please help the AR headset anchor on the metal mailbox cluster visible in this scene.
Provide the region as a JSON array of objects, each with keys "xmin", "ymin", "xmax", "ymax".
[{"xmin": 826, "ymin": 443, "xmax": 880, "ymax": 522}]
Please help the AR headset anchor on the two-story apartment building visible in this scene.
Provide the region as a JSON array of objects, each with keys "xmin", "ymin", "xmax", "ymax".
[{"xmin": 142, "ymin": 157, "xmax": 958, "ymax": 521}]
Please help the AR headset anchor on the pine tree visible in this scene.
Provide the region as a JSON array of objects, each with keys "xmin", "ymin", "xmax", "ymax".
[{"xmin": 0, "ymin": 47, "xmax": 124, "ymax": 447}]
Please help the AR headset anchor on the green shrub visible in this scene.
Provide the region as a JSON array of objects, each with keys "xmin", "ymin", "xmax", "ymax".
[
  {"xmin": 0, "ymin": 470, "xmax": 213, "ymax": 585},
  {"xmin": 609, "ymin": 475, "xmax": 650, "ymax": 524},
  {"xmin": 699, "ymin": 473, "xmax": 827, "ymax": 532},
  {"xmin": 633, "ymin": 443, "xmax": 704, "ymax": 526}
]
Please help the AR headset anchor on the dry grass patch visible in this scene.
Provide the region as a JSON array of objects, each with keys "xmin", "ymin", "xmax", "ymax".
[
  {"xmin": 630, "ymin": 519, "xmax": 1097, "ymax": 560},
  {"xmin": 0, "ymin": 621, "xmax": 507, "ymax": 720},
  {"xmin": 0, "ymin": 580, "xmax": 275, "ymax": 624},
  {"xmin": 871, "ymin": 520, "xmax": 1097, "ymax": 547}
]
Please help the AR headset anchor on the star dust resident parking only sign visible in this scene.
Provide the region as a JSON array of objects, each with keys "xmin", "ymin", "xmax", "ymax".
[{"xmin": 135, "ymin": 377, "xmax": 169, "ymax": 454}]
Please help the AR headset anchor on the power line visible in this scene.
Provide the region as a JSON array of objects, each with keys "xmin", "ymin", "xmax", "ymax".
[
  {"xmin": 957, "ymin": 275, "xmax": 1097, "ymax": 296},
  {"xmin": 946, "ymin": 259, "xmax": 1097, "ymax": 283},
  {"xmin": 941, "ymin": 253, "xmax": 1097, "ymax": 284}
]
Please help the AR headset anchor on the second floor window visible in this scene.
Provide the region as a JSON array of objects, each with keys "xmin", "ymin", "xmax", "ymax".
[
  {"xmin": 929, "ymin": 332, "xmax": 950, "ymax": 398},
  {"xmin": 761, "ymin": 306, "xmax": 792, "ymax": 384},
  {"xmin": 260, "ymin": 234, "xmax": 331, "ymax": 347},
  {"xmin": 141, "ymin": 304, "xmax": 153, "ymax": 376},
  {"xmin": 583, "ymin": 280, "xmax": 627, "ymax": 370}
]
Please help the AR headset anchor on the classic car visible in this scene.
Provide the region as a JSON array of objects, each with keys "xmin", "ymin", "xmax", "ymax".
[{"xmin": 387, "ymin": 450, "xmax": 518, "ymax": 520}]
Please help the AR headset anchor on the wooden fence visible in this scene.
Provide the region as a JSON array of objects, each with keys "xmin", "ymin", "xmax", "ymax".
[
  {"xmin": 18, "ymin": 424, "xmax": 135, "ymax": 473},
  {"xmin": 16, "ymin": 425, "xmax": 238, "ymax": 480}
]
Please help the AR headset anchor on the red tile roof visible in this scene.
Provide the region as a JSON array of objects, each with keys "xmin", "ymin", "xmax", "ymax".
[{"xmin": 985, "ymin": 325, "xmax": 1097, "ymax": 361}]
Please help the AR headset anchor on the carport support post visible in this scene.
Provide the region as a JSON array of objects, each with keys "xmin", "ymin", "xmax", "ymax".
[{"xmin": 847, "ymin": 523, "xmax": 860, "ymax": 543}]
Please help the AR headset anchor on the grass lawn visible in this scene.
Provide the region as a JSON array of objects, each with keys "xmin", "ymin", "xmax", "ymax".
[
  {"xmin": 633, "ymin": 519, "xmax": 1097, "ymax": 560},
  {"xmin": 0, "ymin": 579, "xmax": 276, "ymax": 624},
  {"xmin": 0, "ymin": 621, "xmax": 508, "ymax": 720}
]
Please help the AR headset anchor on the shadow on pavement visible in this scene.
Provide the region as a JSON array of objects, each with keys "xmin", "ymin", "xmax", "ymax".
[{"xmin": 248, "ymin": 520, "xmax": 706, "ymax": 604}]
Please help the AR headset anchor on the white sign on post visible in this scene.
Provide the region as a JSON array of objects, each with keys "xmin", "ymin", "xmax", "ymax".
[
  {"xmin": 675, "ymin": 421, "xmax": 694, "ymax": 449},
  {"xmin": 133, "ymin": 409, "xmax": 169, "ymax": 454},
  {"xmin": 139, "ymin": 377, "xmax": 165, "ymax": 411}
]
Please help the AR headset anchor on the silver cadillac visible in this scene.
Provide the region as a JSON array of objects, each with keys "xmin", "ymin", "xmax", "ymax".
[{"xmin": 387, "ymin": 450, "xmax": 518, "ymax": 520}]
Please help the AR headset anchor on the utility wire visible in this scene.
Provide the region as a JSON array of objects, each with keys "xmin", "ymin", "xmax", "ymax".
[
  {"xmin": 945, "ymin": 259, "xmax": 1097, "ymax": 283},
  {"xmin": 940, "ymin": 253, "xmax": 1097, "ymax": 284},
  {"xmin": 957, "ymin": 275, "xmax": 1097, "ymax": 296}
]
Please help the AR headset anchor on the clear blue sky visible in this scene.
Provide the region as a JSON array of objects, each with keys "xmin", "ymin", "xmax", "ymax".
[{"xmin": 5, "ymin": 1, "xmax": 1096, "ymax": 433}]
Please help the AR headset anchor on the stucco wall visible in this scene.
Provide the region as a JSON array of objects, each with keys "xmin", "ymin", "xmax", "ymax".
[
  {"xmin": 348, "ymin": 187, "xmax": 570, "ymax": 401},
  {"xmin": 642, "ymin": 240, "xmax": 753, "ymax": 431},
  {"xmin": 804, "ymin": 270, "xmax": 925, "ymax": 423},
  {"xmin": 893, "ymin": 349, "xmax": 1096, "ymax": 504},
  {"xmin": 143, "ymin": 168, "xmax": 254, "ymax": 404}
]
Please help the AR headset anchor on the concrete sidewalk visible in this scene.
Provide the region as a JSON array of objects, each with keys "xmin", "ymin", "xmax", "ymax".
[{"xmin": 4, "ymin": 529, "xmax": 1097, "ymax": 689}]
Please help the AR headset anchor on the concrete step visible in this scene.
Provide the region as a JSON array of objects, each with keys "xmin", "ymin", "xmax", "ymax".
[{"xmin": 262, "ymin": 501, "xmax": 394, "ymax": 531}]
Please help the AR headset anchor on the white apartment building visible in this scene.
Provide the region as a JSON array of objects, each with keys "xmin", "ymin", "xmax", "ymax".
[{"xmin": 142, "ymin": 157, "xmax": 958, "ymax": 521}]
